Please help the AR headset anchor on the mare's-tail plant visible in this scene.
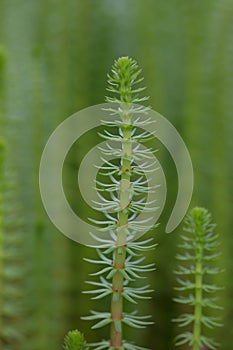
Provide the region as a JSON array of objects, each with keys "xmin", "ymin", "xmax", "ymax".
[
  {"xmin": 1, "ymin": 51, "xmax": 27, "ymax": 348},
  {"xmin": 63, "ymin": 330, "xmax": 89, "ymax": 350},
  {"xmin": 80, "ymin": 57, "xmax": 157, "ymax": 350},
  {"xmin": 0, "ymin": 141, "xmax": 27, "ymax": 349},
  {"xmin": 0, "ymin": 139, "xmax": 4, "ymax": 348},
  {"xmin": 173, "ymin": 207, "xmax": 223, "ymax": 350}
]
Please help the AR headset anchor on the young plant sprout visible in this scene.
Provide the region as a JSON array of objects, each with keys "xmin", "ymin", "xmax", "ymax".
[
  {"xmin": 63, "ymin": 330, "xmax": 89, "ymax": 350},
  {"xmin": 81, "ymin": 57, "xmax": 157, "ymax": 350},
  {"xmin": 173, "ymin": 207, "xmax": 223, "ymax": 350}
]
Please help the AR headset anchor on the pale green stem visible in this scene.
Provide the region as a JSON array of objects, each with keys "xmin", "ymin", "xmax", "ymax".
[
  {"xmin": 193, "ymin": 236, "xmax": 203, "ymax": 350},
  {"xmin": 110, "ymin": 105, "xmax": 132, "ymax": 349}
]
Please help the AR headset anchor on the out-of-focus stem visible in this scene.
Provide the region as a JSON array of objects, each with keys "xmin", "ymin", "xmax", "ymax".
[{"xmin": 0, "ymin": 141, "xmax": 4, "ymax": 349}]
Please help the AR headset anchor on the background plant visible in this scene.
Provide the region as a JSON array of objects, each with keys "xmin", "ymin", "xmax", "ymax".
[
  {"xmin": 0, "ymin": 141, "xmax": 28, "ymax": 349},
  {"xmin": 173, "ymin": 207, "xmax": 223, "ymax": 350}
]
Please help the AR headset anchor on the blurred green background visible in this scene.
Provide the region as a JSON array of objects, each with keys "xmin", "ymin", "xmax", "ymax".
[{"xmin": 0, "ymin": 1, "xmax": 232, "ymax": 349}]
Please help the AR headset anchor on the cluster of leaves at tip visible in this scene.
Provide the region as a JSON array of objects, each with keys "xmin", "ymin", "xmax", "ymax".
[
  {"xmin": 105, "ymin": 57, "xmax": 149, "ymax": 104},
  {"xmin": 63, "ymin": 330, "xmax": 89, "ymax": 350},
  {"xmin": 173, "ymin": 207, "xmax": 223, "ymax": 350},
  {"xmin": 82, "ymin": 57, "xmax": 157, "ymax": 350}
]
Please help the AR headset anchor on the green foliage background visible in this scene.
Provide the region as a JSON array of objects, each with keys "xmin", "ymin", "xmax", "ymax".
[{"xmin": 0, "ymin": 1, "xmax": 232, "ymax": 349}]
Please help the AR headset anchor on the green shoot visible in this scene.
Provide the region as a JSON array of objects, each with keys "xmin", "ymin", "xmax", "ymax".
[
  {"xmin": 173, "ymin": 207, "xmax": 223, "ymax": 350},
  {"xmin": 63, "ymin": 330, "xmax": 89, "ymax": 350},
  {"xmin": 82, "ymin": 57, "xmax": 156, "ymax": 350}
]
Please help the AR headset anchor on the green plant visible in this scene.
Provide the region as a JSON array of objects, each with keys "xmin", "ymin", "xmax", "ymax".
[
  {"xmin": 0, "ymin": 139, "xmax": 4, "ymax": 349},
  {"xmin": 173, "ymin": 207, "xmax": 223, "ymax": 350},
  {"xmin": 0, "ymin": 141, "xmax": 27, "ymax": 349},
  {"xmin": 81, "ymin": 57, "xmax": 157, "ymax": 350},
  {"xmin": 63, "ymin": 330, "xmax": 89, "ymax": 350}
]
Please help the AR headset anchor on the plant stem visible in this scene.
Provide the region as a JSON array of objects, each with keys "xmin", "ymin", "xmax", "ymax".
[
  {"xmin": 0, "ymin": 142, "xmax": 3, "ymax": 350},
  {"xmin": 110, "ymin": 105, "xmax": 132, "ymax": 348},
  {"xmin": 193, "ymin": 232, "xmax": 203, "ymax": 350}
]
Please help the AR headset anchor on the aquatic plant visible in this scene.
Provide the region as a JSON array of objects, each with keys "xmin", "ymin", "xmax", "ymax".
[
  {"xmin": 173, "ymin": 207, "xmax": 223, "ymax": 350},
  {"xmin": 81, "ymin": 57, "xmax": 157, "ymax": 350}
]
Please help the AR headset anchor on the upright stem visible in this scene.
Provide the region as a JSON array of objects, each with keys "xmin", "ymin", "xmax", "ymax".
[
  {"xmin": 0, "ymin": 142, "xmax": 4, "ymax": 349},
  {"xmin": 110, "ymin": 106, "xmax": 132, "ymax": 348},
  {"xmin": 193, "ymin": 232, "xmax": 203, "ymax": 350}
]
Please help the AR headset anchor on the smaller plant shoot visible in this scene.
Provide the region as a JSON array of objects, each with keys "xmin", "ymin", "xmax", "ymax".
[
  {"xmin": 63, "ymin": 330, "xmax": 89, "ymax": 350},
  {"xmin": 173, "ymin": 207, "xmax": 223, "ymax": 350}
]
